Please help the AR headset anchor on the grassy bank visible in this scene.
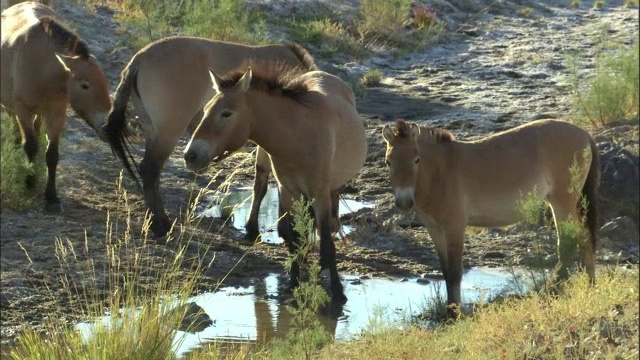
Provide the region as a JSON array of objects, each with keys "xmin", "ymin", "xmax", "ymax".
[{"xmin": 312, "ymin": 267, "xmax": 638, "ymax": 360}]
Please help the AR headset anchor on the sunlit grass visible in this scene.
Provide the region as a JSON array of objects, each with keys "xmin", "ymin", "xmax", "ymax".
[{"xmin": 317, "ymin": 267, "xmax": 639, "ymax": 360}]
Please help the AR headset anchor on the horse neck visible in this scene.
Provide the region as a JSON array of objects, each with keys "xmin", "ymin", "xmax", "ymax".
[
  {"xmin": 415, "ymin": 142, "xmax": 454, "ymax": 209},
  {"xmin": 245, "ymin": 91, "xmax": 303, "ymax": 158}
]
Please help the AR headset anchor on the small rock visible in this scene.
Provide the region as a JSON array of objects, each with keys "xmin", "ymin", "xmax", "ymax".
[
  {"xmin": 501, "ymin": 70, "xmax": 525, "ymax": 79},
  {"xmin": 600, "ymin": 217, "xmax": 639, "ymax": 245},
  {"xmin": 482, "ymin": 251, "xmax": 507, "ymax": 259},
  {"xmin": 163, "ymin": 302, "xmax": 213, "ymax": 333},
  {"xmin": 416, "ymin": 277, "xmax": 431, "ymax": 285}
]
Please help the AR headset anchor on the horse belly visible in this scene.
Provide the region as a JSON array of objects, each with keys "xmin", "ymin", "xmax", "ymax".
[{"xmin": 466, "ymin": 182, "xmax": 549, "ymax": 227}]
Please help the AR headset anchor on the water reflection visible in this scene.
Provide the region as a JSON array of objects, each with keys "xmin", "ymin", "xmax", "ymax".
[
  {"xmin": 199, "ymin": 186, "xmax": 375, "ymax": 244},
  {"xmin": 75, "ymin": 268, "xmax": 524, "ymax": 358},
  {"xmin": 173, "ymin": 268, "xmax": 520, "ymax": 357}
]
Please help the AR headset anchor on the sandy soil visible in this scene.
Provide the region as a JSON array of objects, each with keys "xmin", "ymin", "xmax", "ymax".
[{"xmin": 1, "ymin": 0, "xmax": 638, "ymax": 343}]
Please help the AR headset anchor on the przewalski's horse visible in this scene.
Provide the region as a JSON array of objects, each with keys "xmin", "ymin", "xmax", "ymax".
[
  {"xmin": 382, "ymin": 119, "xmax": 600, "ymax": 317},
  {"xmin": 101, "ymin": 36, "xmax": 318, "ymax": 238},
  {"xmin": 1, "ymin": 0, "xmax": 51, "ymax": 11},
  {"xmin": 183, "ymin": 64, "xmax": 367, "ymax": 304},
  {"xmin": 1, "ymin": 2, "xmax": 111, "ymax": 211}
]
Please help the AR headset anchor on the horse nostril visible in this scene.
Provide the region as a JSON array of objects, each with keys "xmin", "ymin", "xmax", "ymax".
[{"xmin": 184, "ymin": 150, "xmax": 197, "ymax": 164}]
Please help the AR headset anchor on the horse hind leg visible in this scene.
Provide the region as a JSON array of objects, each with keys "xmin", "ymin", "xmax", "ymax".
[
  {"xmin": 315, "ymin": 192, "xmax": 346, "ymax": 304},
  {"xmin": 140, "ymin": 137, "xmax": 177, "ymax": 238},
  {"xmin": 277, "ymin": 189, "xmax": 301, "ymax": 291},
  {"xmin": 548, "ymin": 194, "xmax": 592, "ymax": 282},
  {"xmin": 245, "ymin": 147, "xmax": 270, "ymax": 241}
]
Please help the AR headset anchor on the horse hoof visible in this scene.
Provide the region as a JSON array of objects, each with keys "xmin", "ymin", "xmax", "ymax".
[
  {"xmin": 331, "ymin": 292, "xmax": 348, "ymax": 305},
  {"xmin": 150, "ymin": 220, "xmax": 170, "ymax": 238},
  {"xmin": 45, "ymin": 201, "xmax": 63, "ymax": 213},
  {"xmin": 243, "ymin": 230, "xmax": 260, "ymax": 243}
]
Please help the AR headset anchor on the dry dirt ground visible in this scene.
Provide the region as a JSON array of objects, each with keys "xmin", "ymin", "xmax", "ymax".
[{"xmin": 1, "ymin": 0, "xmax": 638, "ymax": 343}]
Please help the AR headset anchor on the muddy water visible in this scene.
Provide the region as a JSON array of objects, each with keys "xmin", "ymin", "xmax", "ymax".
[
  {"xmin": 76, "ymin": 268, "xmax": 524, "ymax": 358},
  {"xmin": 199, "ymin": 186, "xmax": 376, "ymax": 243}
]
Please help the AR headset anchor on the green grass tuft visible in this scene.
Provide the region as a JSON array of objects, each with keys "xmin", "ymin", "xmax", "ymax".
[
  {"xmin": 568, "ymin": 36, "xmax": 639, "ymax": 128},
  {"xmin": 1, "ymin": 111, "xmax": 48, "ymax": 212}
]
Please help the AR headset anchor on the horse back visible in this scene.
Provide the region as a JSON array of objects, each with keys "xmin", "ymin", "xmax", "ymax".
[
  {"xmin": 1, "ymin": 2, "xmax": 67, "ymax": 109},
  {"xmin": 457, "ymin": 120, "xmax": 594, "ymax": 225},
  {"xmin": 132, "ymin": 37, "xmax": 313, "ymax": 137},
  {"xmin": 298, "ymin": 71, "xmax": 366, "ymax": 188}
]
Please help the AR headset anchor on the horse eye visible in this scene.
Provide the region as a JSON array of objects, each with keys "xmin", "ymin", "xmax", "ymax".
[
  {"xmin": 80, "ymin": 82, "xmax": 90, "ymax": 90},
  {"xmin": 414, "ymin": 157, "xmax": 420, "ymax": 164},
  {"xmin": 220, "ymin": 110, "xmax": 233, "ymax": 119}
]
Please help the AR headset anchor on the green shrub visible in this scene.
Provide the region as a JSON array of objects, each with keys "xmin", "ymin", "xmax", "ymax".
[
  {"xmin": 114, "ymin": 0, "xmax": 269, "ymax": 51},
  {"xmin": 272, "ymin": 196, "xmax": 332, "ymax": 360},
  {"xmin": 1, "ymin": 112, "xmax": 47, "ymax": 211},
  {"xmin": 569, "ymin": 37, "xmax": 639, "ymax": 127},
  {"xmin": 357, "ymin": 0, "xmax": 444, "ymax": 51},
  {"xmin": 516, "ymin": 187, "xmax": 548, "ymax": 227},
  {"xmin": 361, "ymin": 69, "xmax": 383, "ymax": 87}
]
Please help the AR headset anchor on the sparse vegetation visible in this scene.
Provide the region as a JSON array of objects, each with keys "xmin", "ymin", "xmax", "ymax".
[
  {"xmin": 1, "ymin": 111, "xmax": 48, "ymax": 212},
  {"xmin": 516, "ymin": 187, "xmax": 548, "ymax": 227},
  {"xmin": 517, "ymin": 7, "xmax": 534, "ymax": 17},
  {"xmin": 7, "ymin": 174, "xmax": 241, "ymax": 360},
  {"xmin": 593, "ymin": 0, "xmax": 607, "ymax": 9},
  {"xmin": 360, "ymin": 69, "xmax": 384, "ymax": 87},
  {"xmin": 316, "ymin": 268, "xmax": 639, "ymax": 360},
  {"xmin": 568, "ymin": 34, "xmax": 639, "ymax": 127}
]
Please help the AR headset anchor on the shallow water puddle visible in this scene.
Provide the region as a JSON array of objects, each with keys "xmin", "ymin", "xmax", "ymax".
[
  {"xmin": 76, "ymin": 268, "xmax": 524, "ymax": 358},
  {"xmin": 199, "ymin": 185, "xmax": 375, "ymax": 243}
]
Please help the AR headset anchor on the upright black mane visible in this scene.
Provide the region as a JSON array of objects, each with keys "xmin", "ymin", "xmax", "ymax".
[
  {"xmin": 395, "ymin": 119, "xmax": 455, "ymax": 142},
  {"xmin": 217, "ymin": 63, "xmax": 314, "ymax": 105},
  {"xmin": 39, "ymin": 16, "xmax": 90, "ymax": 59}
]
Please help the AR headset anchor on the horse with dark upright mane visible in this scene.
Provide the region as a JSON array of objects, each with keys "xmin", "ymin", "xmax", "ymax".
[
  {"xmin": 383, "ymin": 119, "xmax": 600, "ymax": 317},
  {"xmin": 184, "ymin": 62, "xmax": 367, "ymax": 304},
  {"xmin": 101, "ymin": 36, "xmax": 318, "ymax": 238},
  {"xmin": 1, "ymin": 1, "xmax": 111, "ymax": 211}
]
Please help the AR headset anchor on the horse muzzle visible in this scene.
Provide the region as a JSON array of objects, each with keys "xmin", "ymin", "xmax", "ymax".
[{"xmin": 394, "ymin": 187, "xmax": 415, "ymax": 212}]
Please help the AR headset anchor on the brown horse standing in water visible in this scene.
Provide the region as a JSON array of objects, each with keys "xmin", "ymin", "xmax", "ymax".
[
  {"xmin": 101, "ymin": 36, "xmax": 318, "ymax": 238},
  {"xmin": 1, "ymin": 2, "xmax": 111, "ymax": 211},
  {"xmin": 183, "ymin": 64, "xmax": 367, "ymax": 303},
  {"xmin": 382, "ymin": 119, "xmax": 600, "ymax": 317}
]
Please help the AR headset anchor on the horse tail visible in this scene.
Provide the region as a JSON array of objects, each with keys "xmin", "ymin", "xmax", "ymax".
[
  {"xmin": 285, "ymin": 43, "xmax": 318, "ymax": 71},
  {"xmin": 580, "ymin": 136, "xmax": 601, "ymax": 250},
  {"xmin": 102, "ymin": 55, "xmax": 142, "ymax": 188}
]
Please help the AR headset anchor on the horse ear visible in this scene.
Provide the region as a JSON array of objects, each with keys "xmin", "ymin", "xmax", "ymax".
[
  {"xmin": 382, "ymin": 125, "xmax": 395, "ymax": 142},
  {"xmin": 209, "ymin": 68, "xmax": 223, "ymax": 93},
  {"xmin": 410, "ymin": 123, "xmax": 421, "ymax": 140},
  {"xmin": 55, "ymin": 53, "xmax": 73, "ymax": 73},
  {"xmin": 236, "ymin": 67, "xmax": 252, "ymax": 93}
]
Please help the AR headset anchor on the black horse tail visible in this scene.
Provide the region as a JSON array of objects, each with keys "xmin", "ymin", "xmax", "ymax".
[
  {"xmin": 580, "ymin": 136, "xmax": 601, "ymax": 251},
  {"xmin": 102, "ymin": 54, "xmax": 141, "ymax": 188},
  {"xmin": 285, "ymin": 43, "xmax": 319, "ymax": 71}
]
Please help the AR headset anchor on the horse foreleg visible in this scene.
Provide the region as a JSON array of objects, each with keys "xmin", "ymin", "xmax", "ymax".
[
  {"xmin": 330, "ymin": 189, "xmax": 341, "ymax": 235},
  {"xmin": 277, "ymin": 190, "xmax": 300, "ymax": 290},
  {"xmin": 315, "ymin": 193, "xmax": 346, "ymax": 304},
  {"xmin": 13, "ymin": 103, "xmax": 38, "ymax": 189},
  {"xmin": 43, "ymin": 108, "xmax": 66, "ymax": 213},
  {"xmin": 140, "ymin": 139, "xmax": 174, "ymax": 238},
  {"xmin": 444, "ymin": 226, "xmax": 465, "ymax": 318},
  {"xmin": 246, "ymin": 147, "xmax": 270, "ymax": 241},
  {"xmin": 427, "ymin": 222, "xmax": 464, "ymax": 318}
]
